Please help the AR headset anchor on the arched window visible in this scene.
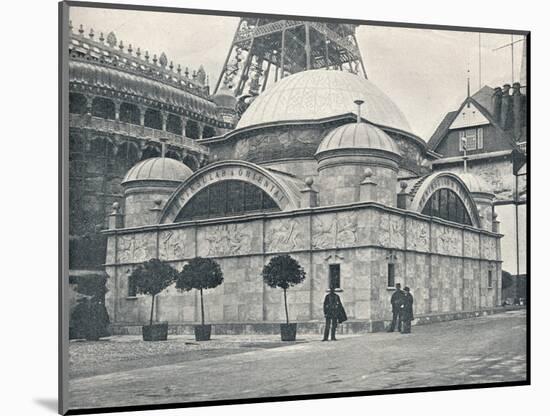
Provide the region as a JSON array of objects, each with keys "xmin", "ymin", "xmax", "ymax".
[
  {"xmin": 185, "ymin": 120, "xmax": 200, "ymax": 139},
  {"xmin": 175, "ymin": 180, "xmax": 280, "ymax": 221},
  {"xmin": 141, "ymin": 145, "xmax": 161, "ymax": 160},
  {"xmin": 87, "ymin": 137, "xmax": 116, "ymax": 174},
  {"xmin": 202, "ymin": 125, "xmax": 216, "ymax": 139},
  {"xmin": 421, "ymin": 188, "xmax": 472, "ymax": 226},
  {"xmin": 182, "ymin": 154, "xmax": 199, "ymax": 171},
  {"xmin": 91, "ymin": 97, "xmax": 115, "ymax": 120},
  {"xmin": 144, "ymin": 109, "xmax": 162, "ymax": 130},
  {"xmin": 69, "ymin": 93, "xmax": 87, "ymax": 114},
  {"xmin": 119, "ymin": 102, "xmax": 140, "ymax": 125},
  {"xmin": 166, "ymin": 114, "xmax": 182, "ymax": 135},
  {"xmin": 165, "ymin": 150, "xmax": 181, "ymax": 161},
  {"xmin": 116, "ymin": 141, "xmax": 141, "ymax": 171}
]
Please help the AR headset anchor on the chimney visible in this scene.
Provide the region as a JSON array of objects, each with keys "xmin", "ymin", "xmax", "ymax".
[
  {"xmin": 492, "ymin": 87, "xmax": 502, "ymax": 123},
  {"xmin": 500, "ymin": 84, "xmax": 512, "ymax": 130},
  {"xmin": 512, "ymin": 82, "xmax": 523, "ymax": 141}
]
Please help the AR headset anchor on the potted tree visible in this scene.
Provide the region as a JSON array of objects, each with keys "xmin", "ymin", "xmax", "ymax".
[
  {"xmin": 176, "ymin": 257, "xmax": 224, "ymax": 341},
  {"xmin": 262, "ymin": 254, "xmax": 306, "ymax": 341},
  {"xmin": 130, "ymin": 258, "xmax": 178, "ymax": 341}
]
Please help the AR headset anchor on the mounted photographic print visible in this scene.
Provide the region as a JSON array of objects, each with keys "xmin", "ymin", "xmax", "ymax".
[{"xmin": 59, "ymin": 1, "xmax": 530, "ymax": 414}]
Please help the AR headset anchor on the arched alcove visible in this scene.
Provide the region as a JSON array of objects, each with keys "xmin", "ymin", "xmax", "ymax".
[
  {"xmin": 119, "ymin": 102, "xmax": 140, "ymax": 125},
  {"xmin": 91, "ymin": 97, "xmax": 115, "ymax": 120}
]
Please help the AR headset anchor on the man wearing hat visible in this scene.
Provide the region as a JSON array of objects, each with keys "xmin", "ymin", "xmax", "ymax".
[
  {"xmin": 322, "ymin": 287, "xmax": 344, "ymax": 341},
  {"xmin": 387, "ymin": 283, "xmax": 405, "ymax": 332},
  {"xmin": 401, "ymin": 286, "xmax": 414, "ymax": 334}
]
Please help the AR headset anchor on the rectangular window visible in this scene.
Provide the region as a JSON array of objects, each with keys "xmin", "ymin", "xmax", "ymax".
[
  {"xmin": 465, "ymin": 128, "xmax": 477, "ymax": 150},
  {"xmin": 488, "ymin": 270, "xmax": 493, "ymax": 288},
  {"xmin": 128, "ymin": 275, "xmax": 137, "ymax": 297},
  {"xmin": 387, "ymin": 263, "xmax": 395, "ymax": 288},
  {"xmin": 477, "ymin": 127, "xmax": 484, "ymax": 149},
  {"xmin": 329, "ymin": 264, "xmax": 341, "ymax": 290}
]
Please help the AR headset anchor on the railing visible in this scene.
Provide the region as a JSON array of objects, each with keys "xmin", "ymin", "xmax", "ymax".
[
  {"xmin": 69, "ymin": 31, "xmax": 210, "ymax": 99},
  {"xmin": 69, "ymin": 114, "xmax": 209, "ymax": 154},
  {"xmin": 234, "ymin": 20, "xmax": 305, "ymax": 43}
]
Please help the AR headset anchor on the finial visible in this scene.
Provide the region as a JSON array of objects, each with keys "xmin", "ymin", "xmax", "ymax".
[
  {"xmin": 184, "ymin": 67, "xmax": 189, "ymax": 78},
  {"xmin": 159, "ymin": 52, "xmax": 167, "ymax": 68},
  {"xmin": 99, "ymin": 32, "xmax": 105, "ymax": 42},
  {"xmin": 153, "ymin": 54, "xmax": 158, "ymax": 65},
  {"xmin": 127, "ymin": 44, "xmax": 133, "ymax": 54},
  {"xmin": 467, "ymin": 69, "xmax": 471, "ymax": 99},
  {"xmin": 305, "ymin": 177, "xmax": 314, "ymax": 187},
  {"xmin": 144, "ymin": 50, "xmax": 150, "ymax": 61},
  {"xmin": 177, "ymin": 64, "xmax": 182, "ymax": 74},
  {"xmin": 354, "ymin": 99, "xmax": 364, "ymax": 123},
  {"xmin": 69, "ymin": 20, "xmax": 73, "ymax": 32},
  {"xmin": 106, "ymin": 32, "xmax": 117, "ymax": 48},
  {"xmin": 400, "ymin": 181, "xmax": 408, "ymax": 191},
  {"xmin": 89, "ymin": 28, "xmax": 94, "ymax": 39},
  {"xmin": 136, "ymin": 47, "xmax": 141, "ymax": 58},
  {"xmin": 192, "ymin": 70, "xmax": 197, "ymax": 80},
  {"xmin": 364, "ymin": 167, "xmax": 373, "ymax": 178},
  {"xmin": 78, "ymin": 24, "xmax": 84, "ymax": 35},
  {"xmin": 118, "ymin": 40, "xmax": 124, "ymax": 51},
  {"xmin": 169, "ymin": 61, "xmax": 174, "ymax": 71}
]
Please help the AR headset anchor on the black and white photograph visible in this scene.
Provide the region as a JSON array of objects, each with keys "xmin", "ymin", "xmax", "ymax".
[{"xmin": 57, "ymin": 0, "xmax": 530, "ymax": 414}]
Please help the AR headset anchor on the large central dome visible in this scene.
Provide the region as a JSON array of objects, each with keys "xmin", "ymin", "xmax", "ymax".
[{"xmin": 236, "ymin": 69, "xmax": 412, "ymax": 134}]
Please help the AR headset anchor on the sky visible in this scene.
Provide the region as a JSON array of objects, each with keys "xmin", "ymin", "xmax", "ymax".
[{"xmin": 69, "ymin": 7, "xmax": 525, "ymax": 140}]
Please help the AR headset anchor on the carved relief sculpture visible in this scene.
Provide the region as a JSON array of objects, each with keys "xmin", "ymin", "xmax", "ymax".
[
  {"xmin": 337, "ymin": 212, "xmax": 358, "ymax": 246},
  {"xmin": 161, "ymin": 231, "xmax": 185, "ymax": 259},
  {"xmin": 266, "ymin": 218, "xmax": 303, "ymax": 252},
  {"xmin": 205, "ymin": 224, "xmax": 252, "ymax": 256},
  {"xmin": 312, "ymin": 215, "xmax": 336, "ymax": 249}
]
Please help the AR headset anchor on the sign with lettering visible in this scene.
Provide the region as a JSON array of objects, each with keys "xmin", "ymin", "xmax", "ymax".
[{"xmin": 160, "ymin": 161, "xmax": 300, "ymax": 223}]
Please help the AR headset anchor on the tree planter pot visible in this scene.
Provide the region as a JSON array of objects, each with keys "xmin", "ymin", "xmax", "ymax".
[
  {"xmin": 280, "ymin": 323, "xmax": 297, "ymax": 341},
  {"xmin": 142, "ymin": 323, "xmax": 168, "ymax": 341},
  {"xmin": 194, "ymin": 324, "xmax": 212, "ymax": 341}
]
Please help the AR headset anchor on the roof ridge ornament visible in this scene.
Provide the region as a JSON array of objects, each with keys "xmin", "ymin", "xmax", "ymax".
[{"xmin": 106, "ymin": 31, "xmax": 117, "ymax": 48}]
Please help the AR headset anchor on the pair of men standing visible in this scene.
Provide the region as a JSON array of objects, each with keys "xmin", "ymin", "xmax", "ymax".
[{"xmin": 388, "ymin": 283, "xmax": 414, "ymax": 334}]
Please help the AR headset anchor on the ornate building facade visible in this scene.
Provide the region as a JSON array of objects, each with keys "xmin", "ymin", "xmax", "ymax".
[
  {"xmin": 68, "ymin": 24, "xmax": 234, "ymax": 281},
  {"xmin": 102, "ymin": 69, "xmax": 502, "ymax": 329}
]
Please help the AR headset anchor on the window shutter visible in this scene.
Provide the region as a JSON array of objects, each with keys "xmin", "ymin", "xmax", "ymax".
[{"xmin": 477, "ymin": 127, "xmax": 484, "ymax": 149}]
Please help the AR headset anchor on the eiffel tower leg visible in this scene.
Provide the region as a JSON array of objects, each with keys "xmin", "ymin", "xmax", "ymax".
[{"xmin": 352, "ymin": 33, "xmax": 368, "ymax": 79}]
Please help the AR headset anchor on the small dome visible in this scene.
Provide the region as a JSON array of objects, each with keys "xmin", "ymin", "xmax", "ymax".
[
  {"xmin": 457, "ymin": 172, "xmax": 492, "ymax": 194},
  {"xmin": 316, "ymin": 122, "xmax": 401, "ymax": 156},
  {"xmin": 122, "ymin": 157, "xmax": 193, "ymax": 185},
  {"xmin": 211, "ymin": 84, "xmax": 237, "ymax": 109}
]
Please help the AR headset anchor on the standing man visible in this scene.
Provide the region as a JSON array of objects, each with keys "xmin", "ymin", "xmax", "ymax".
[
  {"xmin": 387, "ymin": 283, "xmax": 405, "ymax": 332},
  {"xmin": 401, "ymin": 286, "xmax": 414, "ymax": 334},
  {"xmin": 323, "ymin": 287, "xmax": 343, "ymax": 341}
]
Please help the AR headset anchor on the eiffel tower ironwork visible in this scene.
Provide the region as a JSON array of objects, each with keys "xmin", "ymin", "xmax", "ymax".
[{"xmin": 214, "ymin": 18, "xmax": 367, "ymax": 98}]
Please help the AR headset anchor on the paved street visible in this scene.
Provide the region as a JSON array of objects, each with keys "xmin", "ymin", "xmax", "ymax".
[{"xmin": 69, "ymin": 310, "xmax": 527, "ymax": 410}]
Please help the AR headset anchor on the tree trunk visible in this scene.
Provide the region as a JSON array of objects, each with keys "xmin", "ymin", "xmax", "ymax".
[
  {"xmin": 149, "ymin": 294, "xmax": 156, "ymax": 327},
  {"xmin": 200, "ymin": 288, "xmax": 205, "ymax": 326},
  {"xmin": 283, "ymin": 288, "xmax": 289, "ymax": 324}
]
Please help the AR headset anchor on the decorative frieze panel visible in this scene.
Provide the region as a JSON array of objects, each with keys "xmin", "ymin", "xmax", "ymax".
[
  {"xmin": 434, "ymin": 225, "xmax": 462, "ymax": 256},
  {"xmin": 336, "ymin": 212, "xmax": 358, "ymax": 247},
  {"xmin": 117, "ymin": 232, "xmax": 156, "ymax": 264},
  {"xmin": 158, "ymin": 229, "xmax": 193, "ymax": 261},
  {"xmin": 406, "ymin": 219, "xmax": 429, "ymax": 252},
  {"xmin": 463, "ymin": 231, "xmax": 480, "ymax": 258},
  {"xmin": 312, "ymin": 214, "xmax": 336, "ymax": 249},
  {"xmin": 375, "ymin": 213, "xmax": 404, "ymax": 249},
  {"xmin": 265, "ymin": 217, "xmax": 306, "ymax": 253},
  {"xmin": 481, "ymin": 235, "xmax": 498, "ymax": 260},
  {"xmin": 198, "ymin": 223, "xmax": 256, "ymax": 257}
]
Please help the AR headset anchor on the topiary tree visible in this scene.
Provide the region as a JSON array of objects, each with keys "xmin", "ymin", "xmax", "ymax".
[
  {"xmin": 130, "ymin": 258, "xmax": 178, "ymax": 326},
  {"xmin": 262, "ymin": 254, "xmax": 306, "ymax": 324},
  {"xmin": 176, "ymin": 257, "xmax": 224, "ymax": 326}
]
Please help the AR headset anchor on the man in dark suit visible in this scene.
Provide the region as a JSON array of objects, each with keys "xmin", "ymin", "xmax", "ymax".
[
  {"xmin": 323, "ymin": 288, "xmax": 343, "ymax": 341},
  {"xmin": 401, "ymin": 286, "xmax": 414, "ymax": 334},
  {"xmin": 387, "ymin": 283, "xmax": 405, "ymax": 332}
]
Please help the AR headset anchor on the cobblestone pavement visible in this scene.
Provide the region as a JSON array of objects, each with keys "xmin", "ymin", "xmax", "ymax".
[{"xmin": 68, "ymin": 310, "xmax": 527, "ymax": 411}]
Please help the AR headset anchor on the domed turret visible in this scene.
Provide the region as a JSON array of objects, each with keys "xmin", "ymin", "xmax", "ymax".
[
  {"xmin": 314, "ymin": 100, "xmax": 402, "ymax": 207},
  {"xmin": 211, "ymin": 83, "xmax": 238, "ymax": 125},
  {"xmin": 122, "ymin": 155, "xmax": 193, "ymax": 227}
]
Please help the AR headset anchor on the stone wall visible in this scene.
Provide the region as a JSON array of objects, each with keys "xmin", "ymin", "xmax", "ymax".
[{"xmin": 104, "ymin": 203, "xmax": 501, "ymax": 325}]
